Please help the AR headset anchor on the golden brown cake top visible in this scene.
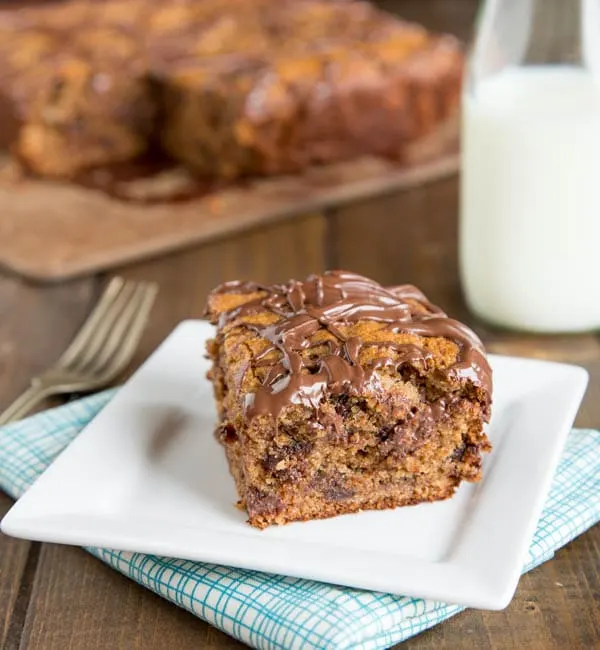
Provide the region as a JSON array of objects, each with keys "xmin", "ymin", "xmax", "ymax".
[
  {"xmin": 0, "ymin": 0, "xmax": 458, "ymax": 91},
  {"xmin": 205, "ymin": 271, "xmax": 492, "ymax": 418},
  {"xmin": 147, "ymin": 0, "xmax": 429, "ymax": 61}
]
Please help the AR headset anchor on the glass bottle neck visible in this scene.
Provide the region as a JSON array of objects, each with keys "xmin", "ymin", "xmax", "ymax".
[{"xmin": 469, "ymin": 0, "xmax": 600, "ymax": 90}]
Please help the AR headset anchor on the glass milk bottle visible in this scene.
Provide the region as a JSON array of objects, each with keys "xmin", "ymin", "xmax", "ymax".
[{"xmin": 460, "ymin": 0, "xmax": 600, "ymax": 332}]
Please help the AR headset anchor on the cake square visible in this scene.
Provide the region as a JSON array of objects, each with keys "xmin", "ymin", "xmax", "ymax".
[
  {"xmin": 156, "ymin": 0, "xmax": 463, "ymax": 179},
  {"xmin": 205, "ymin": 271, "xmax": 492, "ymax": 529},
  {"xmin": 0, "ymin": 1, "xmax": 155, "ymax": 176},
  {"xmin": 0, "ymin": 0, "xmax": 463, "ymax": 179}
]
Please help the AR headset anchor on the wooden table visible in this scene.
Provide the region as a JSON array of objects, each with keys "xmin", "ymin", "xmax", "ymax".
[{"xmin": 1, "ymin": 2, "xmax": 599, "ymax": 648}]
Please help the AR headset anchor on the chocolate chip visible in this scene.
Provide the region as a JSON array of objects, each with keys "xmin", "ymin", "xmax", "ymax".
[
  {"xmin": 450, "ymin": 443, "xmax": 466, "ymax": 461},
  {"xmin": 245, "ymin": 487, "xmax": 284, "ymax": 517},
  {"xmin": 310, "ymin": 472, "xmax": 355, "ymax": 501},
  {"xmin": 262, "ymin": 440, "xmax": 313, "ymax": 477},
  {"xmin": 216, "ymin": 422, "xmax": 238, "ymax": 444},
  {"xmin": 323, "ymin": 483, "xmax": 355, "ymax": 501},
  {"xmin": 450, "ymin": 443, "xmax": 481, "ymax": 468},
  {"xmin": 333, "ymin": 394, "xmax": 351, "ymax": 418}
]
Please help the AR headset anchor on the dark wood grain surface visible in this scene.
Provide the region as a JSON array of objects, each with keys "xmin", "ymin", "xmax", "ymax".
[{"xmin": 1, "ymin": 1, "xmax": 599, "ymax": 649}]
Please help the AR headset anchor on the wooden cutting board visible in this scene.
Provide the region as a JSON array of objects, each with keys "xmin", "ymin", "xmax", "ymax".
[{"xmin": 0, "ymin": 119, "xmax": 459, "ymax": 282}]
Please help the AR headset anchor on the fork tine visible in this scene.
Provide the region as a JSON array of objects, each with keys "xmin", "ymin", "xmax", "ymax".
[
  {"xmin": 92, "ymin": 283, "xmax": 158, "ymax": 382},
  {"xmin": 84, "ymin": 283, "xmax": 156, "ymax": 378},
  {"xmin": 58, "ymin": 277, "xmax": 125, "ymax": 368},
  {"xmin": 63, "ymin": 281, "xmax": 138, "ymax": 374}
]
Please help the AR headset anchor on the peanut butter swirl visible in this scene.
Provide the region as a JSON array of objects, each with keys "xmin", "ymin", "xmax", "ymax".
[{"xmin": 209, "ymin": 271, "xmax": 492, "ymax": 417}]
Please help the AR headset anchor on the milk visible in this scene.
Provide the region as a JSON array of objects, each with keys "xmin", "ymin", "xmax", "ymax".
[{"xmin": 460, "ymin": 67, "xmax": 600, "ymax": 332}]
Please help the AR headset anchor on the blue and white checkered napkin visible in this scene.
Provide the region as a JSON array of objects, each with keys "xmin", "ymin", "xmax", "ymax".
[{"xmin": 1, "ymin": 391, "xmax": 599, "ymax": 650}]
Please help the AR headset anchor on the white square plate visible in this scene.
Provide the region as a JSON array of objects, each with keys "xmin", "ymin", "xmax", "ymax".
[{"xmin": 1, "ymin": 321, "xmax": 588, "ymax": 609}]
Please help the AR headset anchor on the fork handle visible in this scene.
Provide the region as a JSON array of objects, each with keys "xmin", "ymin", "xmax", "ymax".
[{"xmin": 0, "ymin": 385, "xmax": 52, "ymax": 427}]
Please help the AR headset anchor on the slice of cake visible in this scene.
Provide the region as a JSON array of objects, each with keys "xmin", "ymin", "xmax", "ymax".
[
  {"xmin": 205, "ymin": 271, "xmax": 492, "ymax": 529},
  {"xmin": 0, "ymin": 2, "xmax": 155, "ymax": 177},
  {"xmin": 156, "ymin": 0, "xmax": 463, "ymax": 179}
]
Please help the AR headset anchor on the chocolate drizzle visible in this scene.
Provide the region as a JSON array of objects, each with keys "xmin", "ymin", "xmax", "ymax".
[{"xmin": 209, "ymin": 271, "xmax": 492, "ymax": 418}]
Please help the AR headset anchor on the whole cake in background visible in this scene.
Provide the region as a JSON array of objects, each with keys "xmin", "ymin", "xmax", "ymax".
[
  {"xmin": 205, "ymin": 271, "xmax": 492, "ymax": 529},
  {"xmin": 0, "ymin": 0, "xmax": 464, "ymax": 180}
]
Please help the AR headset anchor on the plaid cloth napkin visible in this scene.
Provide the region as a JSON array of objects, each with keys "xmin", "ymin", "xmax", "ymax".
[{"xmin": 0, "ymin": 391, "xmax": 599, "ymax": 650}]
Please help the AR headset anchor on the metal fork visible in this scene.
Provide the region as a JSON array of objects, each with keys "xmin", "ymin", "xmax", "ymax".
[{"xmin": 0, "ymin": 277, "xmax": 158, "ymax": 426}]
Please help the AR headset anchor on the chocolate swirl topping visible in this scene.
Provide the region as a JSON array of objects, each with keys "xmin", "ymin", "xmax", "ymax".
[{"xmin": 209, "ymin": 271, "xmax": 492, "ymax": 418}]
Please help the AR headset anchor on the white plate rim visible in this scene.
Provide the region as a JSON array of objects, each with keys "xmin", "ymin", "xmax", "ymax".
[{"xmin": 0, "ymin": 320, "xmax": 589, "ymax": 609}]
